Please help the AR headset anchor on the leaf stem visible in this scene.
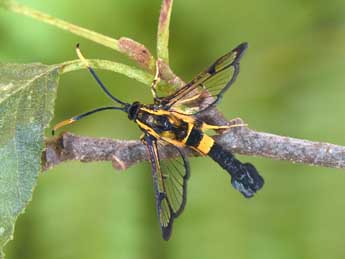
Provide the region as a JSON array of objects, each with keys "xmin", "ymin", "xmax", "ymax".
[
  {"xmin": 157, "ymin": 0, "xmax": 173, "ymax": 63},
  {"xmin": 59, "ymin": 59, "xmax": 153, "ymax": 86}
]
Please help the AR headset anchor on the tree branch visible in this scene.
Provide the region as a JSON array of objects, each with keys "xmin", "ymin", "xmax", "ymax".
[
  {"xmin": 4, "ymin": 0, "xmax": 343, "ymax": 171},
  {"xmin": 42, "ymin": 118, "xmax": 345, "ymax": 172}
]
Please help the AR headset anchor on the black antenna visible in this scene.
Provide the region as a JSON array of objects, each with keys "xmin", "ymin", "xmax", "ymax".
[{"xmin": 76, "ymin": 44, "xmax": 128, "ymax": 106}]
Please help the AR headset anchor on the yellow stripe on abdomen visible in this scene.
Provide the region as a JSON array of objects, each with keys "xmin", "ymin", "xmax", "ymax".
[{"xmin": 196, "ymin": 134, "xmax": 214, "ymax": 155}]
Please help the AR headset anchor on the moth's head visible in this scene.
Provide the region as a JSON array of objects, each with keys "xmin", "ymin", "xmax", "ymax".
[{"xmin": 126, "ymin": 101, "xmax": 141, "ymax": 121}]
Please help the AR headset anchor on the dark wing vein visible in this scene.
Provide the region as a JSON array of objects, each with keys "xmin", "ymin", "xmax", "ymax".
[
  {"xmin": 156, "ymin": 42, "xmax": 248, "ymax": 115},
  {"xmin": 144, "ymin": 135, "xmax": 190, "ymax": 240}
]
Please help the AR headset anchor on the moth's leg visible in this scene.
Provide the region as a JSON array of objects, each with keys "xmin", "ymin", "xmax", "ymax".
[
  {"xmin": 228, "ymin": 117, "xmax": 248, "ymax": 128},
  {"xmin": 139, "ymin": 133, "xmax": 145, "ymax": 142},
  {"xmin": 201, "ymin": 121, "xmax": 248, "ymax": 131}
]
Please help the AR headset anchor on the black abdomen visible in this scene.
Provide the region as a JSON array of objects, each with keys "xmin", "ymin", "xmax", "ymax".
[{"xmin": 208, "ymin": 142, "xmax": 264, "ymax": 198}]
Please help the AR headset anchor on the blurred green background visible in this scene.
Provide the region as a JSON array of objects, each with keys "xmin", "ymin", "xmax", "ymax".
[{"xmin": 1, "ymin": 0, "xmax": 345, "ymax": 258}]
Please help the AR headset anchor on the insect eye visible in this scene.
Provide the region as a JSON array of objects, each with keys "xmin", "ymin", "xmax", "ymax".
[{"xmin": 128, "ymin": 102, "xmax": 140, "ymax": 120}]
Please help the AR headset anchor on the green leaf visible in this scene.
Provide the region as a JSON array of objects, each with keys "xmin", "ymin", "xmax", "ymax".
[{"xmin": 0, "ymin": 63, "xmax": 59, "ymax": 256}]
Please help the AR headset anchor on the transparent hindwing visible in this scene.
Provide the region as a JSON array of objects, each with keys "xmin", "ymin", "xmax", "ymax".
[{"xmin": 144, "ymin": 135, "xmax": 190, "ymax": 240}]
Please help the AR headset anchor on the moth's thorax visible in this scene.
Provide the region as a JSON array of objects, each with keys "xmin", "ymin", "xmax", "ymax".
[{"xmin": 135, "ymin": 107, "xmax": 189, "ymax": 142}]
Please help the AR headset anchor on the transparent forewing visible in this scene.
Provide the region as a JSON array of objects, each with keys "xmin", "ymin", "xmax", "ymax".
[
  {"xmin": 158, "ymin": 42, "xmax": 248, "ymax": 115},
  {"xmin": 144, "ymin": 136, "xmax": 190, "ymax": 240}
]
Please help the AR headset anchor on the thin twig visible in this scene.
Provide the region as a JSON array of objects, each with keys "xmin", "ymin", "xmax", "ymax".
[
  {"xmin": 42, "ymin": 119, "xmax": 345, "ymax": 171},
  {"xmin": 1, "ymin": 0, "xmax": 156, "ymax": 71},
  {"xmin": 0, "ymin": 0, "xmax": 187, "ymax": 91}
]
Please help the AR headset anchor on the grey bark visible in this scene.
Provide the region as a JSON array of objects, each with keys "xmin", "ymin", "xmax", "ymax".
[{"xmin": 43, "ymin": 118, "xmax": 345, "ymax": 171}]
